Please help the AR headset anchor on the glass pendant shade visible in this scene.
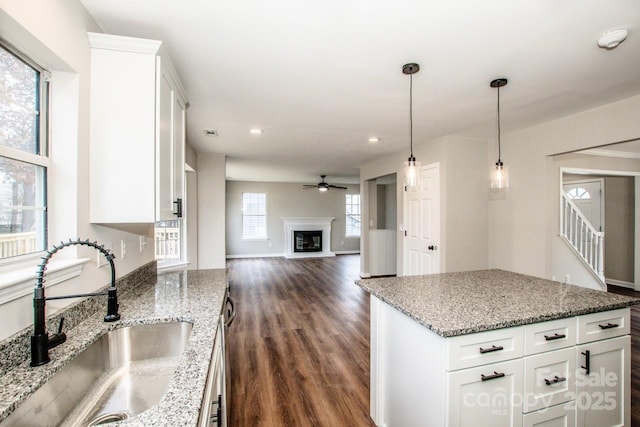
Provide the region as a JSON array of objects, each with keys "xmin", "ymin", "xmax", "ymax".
[
  {"xmin": 405, "ymin": 156, "xmax": 420, "ymax": 188},
  {"xmin": 490, "ymin": 161, "xmax": 509, "ymax": 189}
]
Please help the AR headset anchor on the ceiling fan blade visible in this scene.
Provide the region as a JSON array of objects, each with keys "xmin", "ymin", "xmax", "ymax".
[
  {"xmin": 302, "ymin": 185, "xmax": 317, "ymax": 189},
  {"xmin": 328, "ymin": 185, "xmax": 347, "ymax": 190}
]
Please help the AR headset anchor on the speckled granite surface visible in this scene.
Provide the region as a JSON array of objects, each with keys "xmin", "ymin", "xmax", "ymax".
[
  {"xmin": 0, "ymin": 268, "xmax": 228, "ymax": 426},
  {"xmin": 356, "ymin": 269, "xmax": 640, "ymax": 337}
]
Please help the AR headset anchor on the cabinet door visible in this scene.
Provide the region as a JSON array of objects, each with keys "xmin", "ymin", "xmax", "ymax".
[
  {"xmin": 522, "ymin": 402, "xmax": 575, "ymax": 427},
  {"xmin": 156, "ymin": 60, "xmax": 176, "ymax": 221},
  {"xmin": 172, "ymin": 95, "xmax": 185, "ymax": 202},
  {"xmin": 576, "ymin": 335, "xmax": 630, "ymax": 427},
  {"xmin": 447, "ymin": 359, "xmax": 523, "ymax": 427},
  {"xmin": 523, "ymin": 347, "xmax": 576, "ymax": 413}
]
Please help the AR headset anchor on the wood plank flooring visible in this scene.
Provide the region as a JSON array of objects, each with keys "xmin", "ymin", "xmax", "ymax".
[
  {"xmin": 227, "ymin": 255, "xmax": 375, "ymax": 427},
  {"xmin": 226, "ymin": 257, "xmax": 640, "ymax": 427}
]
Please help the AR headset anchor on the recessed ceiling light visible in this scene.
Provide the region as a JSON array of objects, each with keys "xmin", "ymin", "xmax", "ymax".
[
  {"xmin": 249, "ymin": 128, "xmax": 264, "ymax": 135},
  {"xmin": 203, "ymin": 129, "xmax": 218, "ymax": 137},
  {"xmin": 368, "ymin": 137, "xmax": 380, "ymax": 143},
  {"xmin": 597, "ymin": 29, "xmax": 629, "ymax": 49}
]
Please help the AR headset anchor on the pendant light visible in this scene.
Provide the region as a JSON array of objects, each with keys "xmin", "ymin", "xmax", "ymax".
[
  {"xmin": 490, "ymin": 78, "xmax": 509, "ymax": 189},
  {"xmin": 403, "ymin": 63, "xmax": 420, "ymax": 188}
]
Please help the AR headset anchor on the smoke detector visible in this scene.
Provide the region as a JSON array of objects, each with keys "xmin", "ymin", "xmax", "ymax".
[{"xmin": 597, "ymin": 29, "xmax": 629, "ymax": 49}]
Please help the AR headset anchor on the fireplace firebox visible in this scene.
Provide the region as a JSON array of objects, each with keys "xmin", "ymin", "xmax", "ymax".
[{"xmin": 294, "ymin": 230, "xmax": 322, "ymax": 252}]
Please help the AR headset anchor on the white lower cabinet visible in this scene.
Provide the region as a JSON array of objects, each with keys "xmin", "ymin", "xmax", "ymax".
[
  {"xmin": 576, "ymin": 335, "xmax": 631, "ymax": 427},
  {"xmin": 370, "ymin": 296, "xmax": 631, "ymax": 427},
  {"xmin": 522, "ymin": 403, "xmax": 576, "ymax": 427},
  {"xmin": 523, "ymin": 347, "xmax": 576, "ymax": 413},
  {"xmin": 199, "ymin": 316, "xmax": 227, "ymax": 427},
  {"xmin": 447, "ymin": 359, "xmax": 524, "ymax": 427}
]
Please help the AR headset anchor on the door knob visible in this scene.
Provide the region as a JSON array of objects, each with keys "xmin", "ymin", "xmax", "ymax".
[{"xmin": 428, "ymin": 245, "xmax": 436, "ymax": 251}]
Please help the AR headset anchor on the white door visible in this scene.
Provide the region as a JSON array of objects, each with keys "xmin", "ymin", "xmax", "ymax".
[
  {"xmin": 404, "ymin": 163, "xmax": 440, "ymax": 276},
  {"xmin": 563, "ymin": 180, "xmax": 603, "ymax": 231}
]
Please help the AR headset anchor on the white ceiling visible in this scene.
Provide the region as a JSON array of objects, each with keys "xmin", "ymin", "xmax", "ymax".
[{"xmin": 80, "ymin": 0, "xmax": 640, "ymax": 185}]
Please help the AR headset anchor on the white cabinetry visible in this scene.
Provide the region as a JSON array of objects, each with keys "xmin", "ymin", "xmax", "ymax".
[
  {"xmin": 576, "ymin": 309, "xmax": 631, "ymax": 427},
  {"xmin": 88, "ymin": 32, "xmax": 186, "ymax": 224},
  {"xmin": 370, "ymin": 296, "xmax": 631, "ymax": 427},
  {"xmin": 200, "ymin": 315, "xmax": 227, "ymax": 427}
]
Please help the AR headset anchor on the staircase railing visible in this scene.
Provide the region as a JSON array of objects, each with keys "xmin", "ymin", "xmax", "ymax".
[{"xmin": 560, "ymin": 192, "xmax": 605, "ymax": 282}]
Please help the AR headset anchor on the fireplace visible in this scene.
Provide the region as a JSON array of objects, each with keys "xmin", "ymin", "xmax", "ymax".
[
  {"xmin": 282, "ymin": 217, "xmax": 335, "ymax": 258},
  {"xmin": 294, "ymin": 230, "xmax": 322, "ymax": 253}
]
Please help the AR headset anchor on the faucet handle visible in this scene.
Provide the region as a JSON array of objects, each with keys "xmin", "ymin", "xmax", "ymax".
[{"xmin": 57, "ymin": 317, "xmax": 65, "ymax": 334}]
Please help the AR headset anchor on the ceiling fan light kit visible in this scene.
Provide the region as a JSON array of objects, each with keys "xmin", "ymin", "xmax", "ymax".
[
  {"xmin": 303, "ymin": 175, "xmax": 347, "ymax": 192},
  {"xmin": 490, "ymin": 78, "xmax": 509, "ymax": 190},
  {"xmin": 403, "ymin": 63, "xmax": 421, "ymax": 189}
]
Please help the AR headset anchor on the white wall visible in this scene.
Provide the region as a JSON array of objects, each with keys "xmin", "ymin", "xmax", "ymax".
[
  {"xmin": 197, "ymin": 154, "xmax": 226, "ymax": 268},
  {"xmin": 489, "ymin": 94, "xmax": 640, "ymax": 286},
  {"xmin": 225, "ymin": 181, "xmax": 360, "ymax": 256},
  {"xmin": 360, "ymin": 136, "xmax": 488, "ymax": 277},
  {"xmin": 0, "ymin": 1, "xmax": 158, "ymax": 340}
]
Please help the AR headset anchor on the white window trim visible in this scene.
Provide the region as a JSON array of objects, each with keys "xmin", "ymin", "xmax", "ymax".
[
  {"xmin": 345, "ymin": 194, "xmax": 361, "ymax": 237},
  {"xmin": 0, "ymin": 257, "xmax": 89, "ymax": 304},
  {"xmin": 241, "ymin": 192, "xmax": 267, "ymax": 240}
]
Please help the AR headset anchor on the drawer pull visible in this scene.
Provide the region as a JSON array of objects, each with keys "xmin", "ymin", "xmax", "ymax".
[
  {"xmin": 581, "ymin": 350, "xmax": 591, "ymax": 375},
  {"xmin": 481, "ymin": 371, "xmax": 505, "ymax": 381},
  {"xmin": 544, "ymin": 375, "xmax": 567, "ymax": 386},
  {"xmin": 598, "ymin": 322, "xmax": 619, "ymax": 330},
  {"xmin": 544, "ymin": 333, "xmax": 566, "ymax": 341},
  {"xmin": 479, "ymin": 345, "xmax": 504, "ymax": 354}
]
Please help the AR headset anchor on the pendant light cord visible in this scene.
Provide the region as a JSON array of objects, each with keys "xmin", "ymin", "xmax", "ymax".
[
  {"xmin": 410, "ymin": 73, "xmax": 414, "ymax": 158},
  {"xmin": 497, "ymin": 85, "xmax": 501, "ymax": 163}
]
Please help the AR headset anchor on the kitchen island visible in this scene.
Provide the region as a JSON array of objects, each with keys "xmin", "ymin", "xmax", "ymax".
[
  {"xmin": 0, "ymin": 268, "xmax": 229, "ymax": 426},
  {"xmin": 356, "ymin": 269, "xmax": 639, "ymax": 427}
]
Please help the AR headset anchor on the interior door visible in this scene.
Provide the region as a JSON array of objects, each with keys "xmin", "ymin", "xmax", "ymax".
[
  {"xmin": 563, "ymin": 180, "xmax": 603, "ymax": 231},
  {"xmin": 404, "ymin": 163, "xmax": 440, "ymax": 276}
]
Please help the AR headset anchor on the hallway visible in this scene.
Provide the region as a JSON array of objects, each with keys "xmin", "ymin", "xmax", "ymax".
[{"xmin": 227, "ymin": 255, "xmax": 374, "ymax": 426}]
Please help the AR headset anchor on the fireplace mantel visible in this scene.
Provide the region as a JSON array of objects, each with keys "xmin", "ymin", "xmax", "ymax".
[{"xmin": 282, "ymin": 217, "xmax": 335, "ymax": 258}]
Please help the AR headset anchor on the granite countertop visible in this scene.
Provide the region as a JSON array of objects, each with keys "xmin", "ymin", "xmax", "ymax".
[
  {"xmin": 0, "ymin": 268, "xmax": 228, "ymax": 426},
  {"xmin": 356, "ymin": 269, "xmax": 640, "ymax": 337}
]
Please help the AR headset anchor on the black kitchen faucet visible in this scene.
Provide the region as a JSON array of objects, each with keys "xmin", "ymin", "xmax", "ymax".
[{"xmin": 30, "ymin": 239, "xmax": 120, "ymax": 367}]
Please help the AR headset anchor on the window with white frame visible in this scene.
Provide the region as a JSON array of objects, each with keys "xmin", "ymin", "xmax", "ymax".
[
  {"xmin": 0, "ymin": 41, "xmax": 48, "ymax": 261},
  {"xmin": 242, "ymin": 192, "xmax": 266, "ymax": 239},
  {"xmin": 346, "ymin": 194, "xmax": 360, "ymax": 237}
]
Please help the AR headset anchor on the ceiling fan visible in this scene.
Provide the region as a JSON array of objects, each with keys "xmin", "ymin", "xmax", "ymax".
[{"xmin": 303, "ymin": 175, "xmax": 347, "ymax": 192}]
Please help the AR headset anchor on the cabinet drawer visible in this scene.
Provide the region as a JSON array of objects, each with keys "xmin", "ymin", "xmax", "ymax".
[
  {"xmin": 522, "ymin": 402, "xmax": 576, "ymax": 427},
  {"xmin": 447, "ymin": 358, "xmax": 524, "ymax": 427},
  {"xmin": 577, "ymin": 308, "xmax": 629, "ymax": 344},
  {"xmin": 446, "ymin": 327, "xmax": 524, "ymax": 371},
  {"xmin": 523, "ymin": 347, "xmax": 576, "ymax": 413},
  {"xmin": 524, "ymin": 318, "xmax": 576, "ymax": 355}
]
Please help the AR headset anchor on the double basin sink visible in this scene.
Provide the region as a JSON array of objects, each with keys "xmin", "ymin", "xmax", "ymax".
[{"xmin": 4, "ymin": 321, "xmax": 193, "ymax": 426}]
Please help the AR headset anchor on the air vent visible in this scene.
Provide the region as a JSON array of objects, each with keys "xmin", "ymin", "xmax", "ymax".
[{"xmin": 203, "ymin": 129, "xmax": 219, "ymax": 137}]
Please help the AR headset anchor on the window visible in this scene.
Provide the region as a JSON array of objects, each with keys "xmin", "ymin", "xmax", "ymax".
[
  {"xmin": 0, "ymin": 42, "xmax": 48, "ymax": 260},
  {"xmin": 155, "ymin": 219, "xmax": 182, "ymax": 264},
  {"xmin": 242, "ymin": 192, "xmax": 266, "ymax": 239},
  {"xmin": 566, "ymin": 187, "xmax": 591, "ymax": 200},
  {"xmin": 346, "ymin": 194, "xmax": 361, "ymax": 237}
]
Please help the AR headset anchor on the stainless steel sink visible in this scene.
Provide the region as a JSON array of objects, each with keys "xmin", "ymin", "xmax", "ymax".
[{"xmin": 4, "ymin": 321, "xmax": 193, "ymax": 426}]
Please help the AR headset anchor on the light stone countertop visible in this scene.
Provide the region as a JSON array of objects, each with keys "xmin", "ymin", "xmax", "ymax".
[
  {"xmin": 356, "ymin": 269, "xmax": 640, "ymax": 337},
  {"xmin": 0, "ymin": 268, "xmax": 228, "ymax": 426}
]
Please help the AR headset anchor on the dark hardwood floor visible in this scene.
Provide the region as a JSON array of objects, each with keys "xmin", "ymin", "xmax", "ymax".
[
  {"xmin": 227, "ymin": 255, "xmax": 375, "ymax": 427},
  {"xmin": 606, "ymin": 284, "xmax": 640, "ymax": 427},
  {"xmin": 226, "ymin": 257, "xmax": 640, "ymax": 427}
]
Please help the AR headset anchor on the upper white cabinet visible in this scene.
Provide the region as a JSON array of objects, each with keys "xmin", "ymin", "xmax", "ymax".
[{"xmin": 88, "ymin": 32, "xmax": 187, "ymax": 224}]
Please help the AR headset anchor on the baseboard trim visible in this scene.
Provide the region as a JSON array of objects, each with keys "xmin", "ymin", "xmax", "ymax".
[
  {"xmin": 226, "ymin": 253, "xmax": 284, "ymax": 259},
  {"xmin": 334, "ymin": 250, "xmax": 360, "ymax": 255},
  {"xmin": 606, "ymin": 278, "xmax": 634, "ymax": 288},
  {"xmin": 360, "ymin": 272, "xmax": 371, "ymax": 278}
]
